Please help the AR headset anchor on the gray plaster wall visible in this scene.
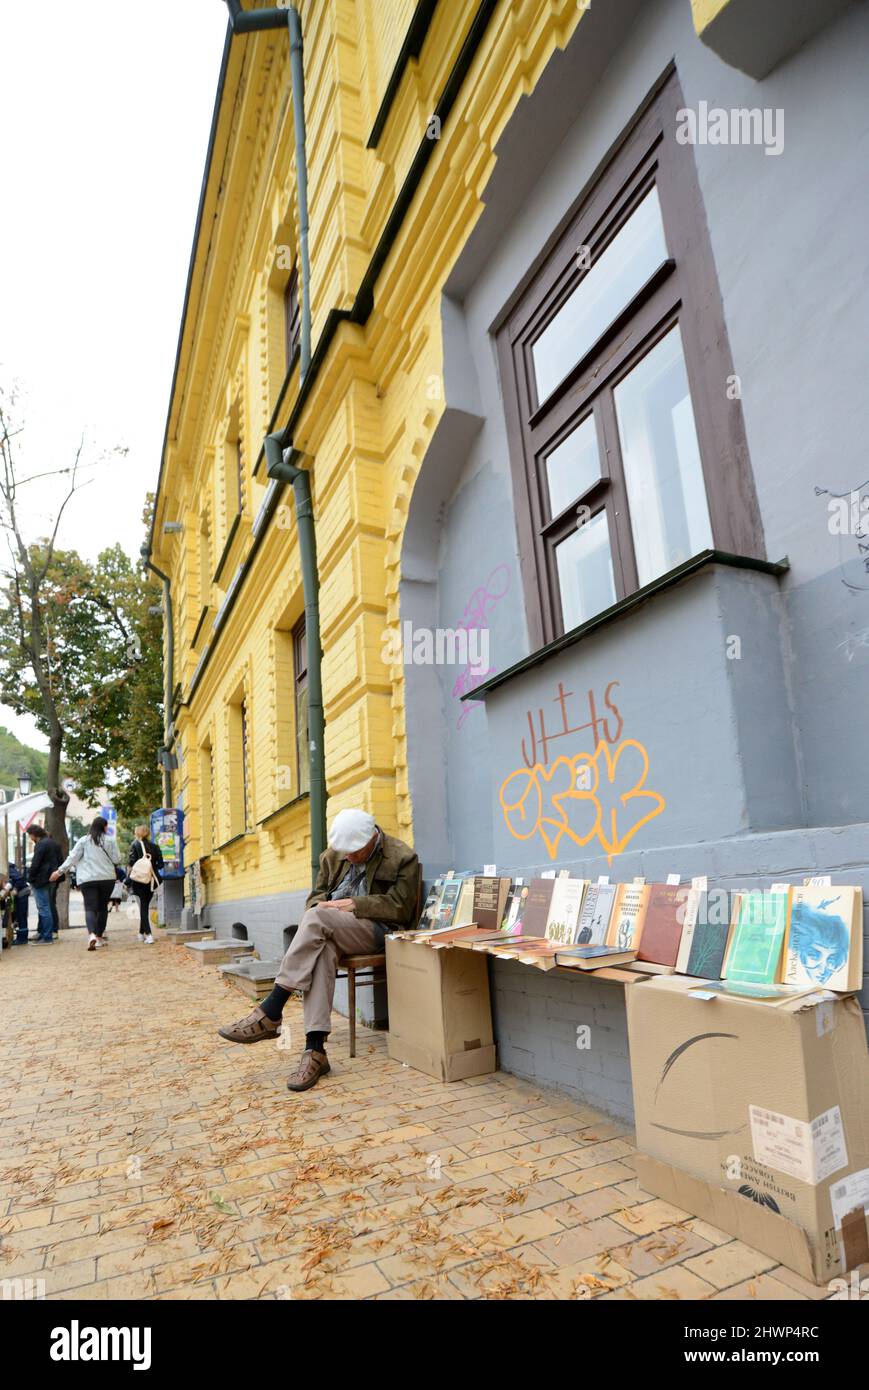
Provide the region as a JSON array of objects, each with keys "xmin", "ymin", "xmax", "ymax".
[{"xmin": 400, "ymin": 0, "xmax": 869, "ymax": 1115}]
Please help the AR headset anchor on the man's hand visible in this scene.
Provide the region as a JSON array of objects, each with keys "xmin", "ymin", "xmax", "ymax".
[
  {"xmin": 49, "ymin": 871, "xmax": 61, "ymax": 882},
  {"xmin": 329, "ymin": 898, "xmax": 356, "ymax": 911}
]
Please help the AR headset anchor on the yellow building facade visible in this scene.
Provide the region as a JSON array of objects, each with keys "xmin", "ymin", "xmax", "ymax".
[{"xmin": 152, "ymin": 0, "xmax": 606, "ymax": 929}]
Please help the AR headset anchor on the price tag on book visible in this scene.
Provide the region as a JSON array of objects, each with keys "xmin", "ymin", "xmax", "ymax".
[
  {"xmin": 666, "ymin": 873, "xmax": 680, "ymax": 885},
  {"xmin": 771, "ymin": 882, "xmax": 790, "ymax": 893},
  {"xmin": 806, "ymin": 875, "xmax": 832, "ymax": 887},
  {"xmin": 541, "ymin": 870, "xmax": 556, "ymax": 879},
  {"xmin": 691, "ymin": 875, "xmax": 708, "ymax": 890},
  {"xmin": 632, "ymin": 876, "xmax": 646, "ymax": 885},
  {"xmin": 483, "ymin": 864, "xmax": 496, "ymax": 876},
  {"xmin": 597, "ymin": 875, "xmax": 610, "ymax": 885}
]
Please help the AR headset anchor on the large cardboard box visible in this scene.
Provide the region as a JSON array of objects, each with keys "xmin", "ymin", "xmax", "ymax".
[
  {"xmin": 627, "ymin": 975, "xmax": 869, "ymax": 1284},
  {"xmin": 386, "ymin": 935, "xmax": 497, "ymax": 1082}
]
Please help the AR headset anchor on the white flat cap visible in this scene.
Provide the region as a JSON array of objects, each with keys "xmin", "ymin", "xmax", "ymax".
[{"xmin": 328, "ymin": 808, "xmax": 376, "ymax": 853}]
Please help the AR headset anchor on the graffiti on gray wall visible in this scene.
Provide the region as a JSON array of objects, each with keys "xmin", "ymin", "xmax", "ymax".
[
  {"xmin": 451, "ymin": 564, "xmax": 511, "ymax": 728},
  {"xmin": 815, "ymin": 479, "xmax": 869, "ymax": 593},
  {"xmin": 499, "ymin": 680, "xmax": 666, "ymax": 862}
]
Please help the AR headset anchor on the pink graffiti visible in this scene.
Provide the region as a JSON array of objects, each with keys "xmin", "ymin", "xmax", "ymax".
[{"xmin": 451, "ymin": 564, "xmax": 511, "ymax": 729}]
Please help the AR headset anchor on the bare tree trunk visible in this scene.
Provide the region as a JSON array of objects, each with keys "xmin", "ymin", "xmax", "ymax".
[{"xmin": 44, "ymin": 730, "xmax": 70, "ymax": 928}]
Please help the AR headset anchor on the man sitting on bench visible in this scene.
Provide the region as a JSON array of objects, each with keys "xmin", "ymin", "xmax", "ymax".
[{"xmin": 218, "ymin": 809, "xmax": 420, "ymax": 1091}]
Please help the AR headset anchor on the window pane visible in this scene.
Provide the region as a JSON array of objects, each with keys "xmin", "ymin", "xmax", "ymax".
[
  {"xmin": 296, "ymin": 684, "xmax": 310, "ymax": 795},
  {"xmin": 532, "ymin": 186, "xmax": 668, "ymax": 402},
  {"xmin": 614, "ymin": 326, "xmax": 712, "ymax": 587},
  {"xmin": 544, "ymin": 415, "xmax": 600, "ymax": 518},
  {"xmin": 555, "ymin": 510, "xmax": 616, "ymax": 629}
]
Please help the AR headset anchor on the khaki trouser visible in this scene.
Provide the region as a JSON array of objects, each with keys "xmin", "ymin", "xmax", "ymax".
[{"xmin": 274, "ymin": 905, "xmax": 380, "ymax": 1035}]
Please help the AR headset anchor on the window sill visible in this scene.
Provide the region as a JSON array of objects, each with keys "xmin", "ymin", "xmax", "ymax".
[
  {"xmin": 462, "ymin": 548, "xmax": 789, "ymax": 701},
  {"xmin": 214, "ymin": 830, "xmax": 257, "ymax": 854},
  {"xmin": 258, "ymin": 792, "xmax": 310, "ymax": 829}
]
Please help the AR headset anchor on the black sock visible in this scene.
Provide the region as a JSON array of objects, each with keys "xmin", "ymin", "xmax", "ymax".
[
  {"xmin": 305, "ymin": 1031, "xmax": 328, "ymax": 1053},
  {"xmin": 260, "ymin": 985, "xmax": 291, "ymax": 1021}
]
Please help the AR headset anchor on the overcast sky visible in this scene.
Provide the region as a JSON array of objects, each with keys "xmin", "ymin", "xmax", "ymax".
[{"xmin": 0, "ymin": 1, "xmax": 229, "ymax": 751}]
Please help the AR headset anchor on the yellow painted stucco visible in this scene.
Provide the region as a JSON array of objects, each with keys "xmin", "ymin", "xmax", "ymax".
[
  {"xmin": 689, "ymin": 0, "xmax": 732, "ymax": 35},
  {"xmin": 152, "ymin": 0, "xmax": 597, "ymax": 910}
]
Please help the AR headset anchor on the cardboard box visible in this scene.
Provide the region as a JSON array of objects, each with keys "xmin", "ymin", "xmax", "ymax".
[
  {"xmin": 386, "ymin": 935, "xmax": 497, "ymax": 1082},
  {"xmin": 627, "ymin": 975, "xmax": 869, "ymax": 1284}
]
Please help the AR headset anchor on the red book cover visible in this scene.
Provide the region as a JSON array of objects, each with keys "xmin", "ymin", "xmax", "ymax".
[{"xmin": 637, "ymin": 884, "xmax": 689, "ymax": 966}]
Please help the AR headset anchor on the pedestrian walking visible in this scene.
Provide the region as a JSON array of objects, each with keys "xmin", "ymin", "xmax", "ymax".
[
  {"xmin": 127, "ymin": 825, "xmax": 163, "ymax": 944},
  {"xmin": 26, "ymin": 825, "xmax": 62, "ymax": 943},
  {"xmin": 50, "ymin": 816, "xmax": 120, "ymax": 951}
]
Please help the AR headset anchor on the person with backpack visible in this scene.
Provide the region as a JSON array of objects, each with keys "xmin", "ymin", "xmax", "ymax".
[
  {"xmin": 126, "ymin": 825, "xmax": 164, "ymax": 944},
  {"xmin": 50, "ymin": 816, "xmax": 120, "ymax": 950}
]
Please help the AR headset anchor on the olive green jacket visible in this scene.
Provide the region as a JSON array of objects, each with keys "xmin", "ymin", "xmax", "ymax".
[{"xmin": 306, "ymin": 831, "xmax": 420, "ymax": 927}]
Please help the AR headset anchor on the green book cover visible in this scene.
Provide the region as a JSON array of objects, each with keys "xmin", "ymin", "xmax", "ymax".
[{"xmin": 725, "ymin": 891, "xmax": 789, "ymax": 985}]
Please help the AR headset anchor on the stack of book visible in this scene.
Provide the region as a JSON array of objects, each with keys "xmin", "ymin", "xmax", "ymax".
[{"xmin": 408, "ymin": 871, "xmax": 863, "ymax": 994}]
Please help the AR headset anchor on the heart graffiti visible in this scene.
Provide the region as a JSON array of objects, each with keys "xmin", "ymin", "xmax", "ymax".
[{"xmin": 499, "ymin": 738, "xmax": 666, "ymax": 862}]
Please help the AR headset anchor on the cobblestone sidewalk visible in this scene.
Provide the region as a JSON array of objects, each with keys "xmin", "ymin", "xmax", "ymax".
[{"xmin": 0, "ymin": 922, "xmax": 830, "ymax": 1300}]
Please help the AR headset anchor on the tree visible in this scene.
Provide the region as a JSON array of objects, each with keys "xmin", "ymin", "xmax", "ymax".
[
  {"xmin": 0, "ymin": 391, "xmax": 158, "ymax": 924},
  {"xmin": 60, "ymin": 528, "xmax": 164, "ymax": 822}
]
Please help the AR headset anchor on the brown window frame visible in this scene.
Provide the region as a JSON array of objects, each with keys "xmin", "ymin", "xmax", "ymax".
[
  {"xmin": 292, "ymin": 617, "xmax": 309, "ymax": 796},
  {"xmin": 240, "ymin": 697, "xmax": 252, "ymax": 833},
  {"xmin": 495, "ymin": 68, "xmax": 763, "ymax": 649},
  {"xmin": 235, "ymin": 437, "xmax": 244, "ymax": 517},
  {"xmin": 284, "ymin": 265, "xmax": 301, "ymax": 370}
]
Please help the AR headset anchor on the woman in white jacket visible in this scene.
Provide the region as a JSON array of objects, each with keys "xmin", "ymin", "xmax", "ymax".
[{"xmin": 51, "ymin": 816, "xmax": 120, "ymax": 951}]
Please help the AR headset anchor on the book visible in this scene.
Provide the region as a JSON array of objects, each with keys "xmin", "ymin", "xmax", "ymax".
[
  {"xmin": 544, "ymin": 878, "xmax": 589, "ymax": 945},
  {"xmin": 575, "ymin": 882, "xmax": 618, "ymax": 945},
  {"xmin": 676, "ymin": 888, "xmax": 736, "ymax": 979},
  {"xmin": 428, "ymin": 925, "xmax": 506, "ymax": 948},
  {"xmin": 472, "ymin": 876, "xmax": 512, "ymax": 931},
  {"xmin": 637, "ymin": 883, "xmax": 689, "ymax": 966},
  {"xmin": 451, "ymin": 876, "xmax": 477, "ymax": 927},
  {"xmin": 555, "ymin": 945, "xmax": 637, "ymax": 971},
  {"xmin": 486, "ymin": 937, "xmax": 562, "ymax": 971},
  {"xmin": 433, "ymin": 877, "xmax": 462, "ymax": 928},
  {"xmin": 606, "ymin": 883, "xmax": 650, "ymax": 951},
  {"xmin": 417, "ymin": 876, "xmax": 445, "ymax": 929},
  {"xmin": 723, "ymin": 890, "xmax": 790, "ymax": 985},
  {"xmin": 692, "ymin": 980, "xmax": 818, "ymax": 1005},
  {"xmin": 521, "ymin": 878, "xmax": 556, "ymax": 938},
  {"xmin": 781, "ymin": 885, "xmax": 863, "ymax": 992},
  {"xmin": 500, "ymin": 879, "xmax": 525, "ymax": 934},
  {"xmin": 470, "ymin": 934, "xmax": 546, "ymax": 952}
]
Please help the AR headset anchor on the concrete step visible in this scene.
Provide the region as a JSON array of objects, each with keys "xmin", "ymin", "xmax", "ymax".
[
  {"xmin": 185, "ymin": 939, "xmax": 255, "ymax": 966},
  {"xmin": 219, "ymin": 958, "xmax": 283, "ymax": 1000},
  {"xmin": 166, "ymin": 928, "xmax": 215, "ymax": 944}
]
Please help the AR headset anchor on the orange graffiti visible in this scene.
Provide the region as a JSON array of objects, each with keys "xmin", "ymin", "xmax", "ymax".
[{"xmin": 499, "ymin": 738, "xmax": 666, "ymax": 863}]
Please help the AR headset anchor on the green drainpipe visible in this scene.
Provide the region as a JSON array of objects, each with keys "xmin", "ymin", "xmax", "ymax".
[
  {"xmin": 141, "ymin": 548, "xmax": 175, "ymax": 806},
  {"xmin": 264, "ymin": 436, "xmax": 326, "ymax": 883}
]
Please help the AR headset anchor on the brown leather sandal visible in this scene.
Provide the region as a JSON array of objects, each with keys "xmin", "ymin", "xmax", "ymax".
[
  {"xmin": 218, "ymin": 1007, "xmax": 281, "ymax": 1044},
  {"xmin": 286, "ymin": 1049, "xmax": 331, "ymax": 1092}
]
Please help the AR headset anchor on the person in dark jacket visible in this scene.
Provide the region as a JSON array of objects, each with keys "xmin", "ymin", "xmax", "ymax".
[
  {"xmin": 126, "ymin": 825, "xmax": 164, "ymax": 943},
  {"xmin": 26, "ymin": 825, "xmax": 62, "ymax": 943},
  {"xmin": 7, "ymin": 863, "xmax": 30, "ymax": 944}
]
